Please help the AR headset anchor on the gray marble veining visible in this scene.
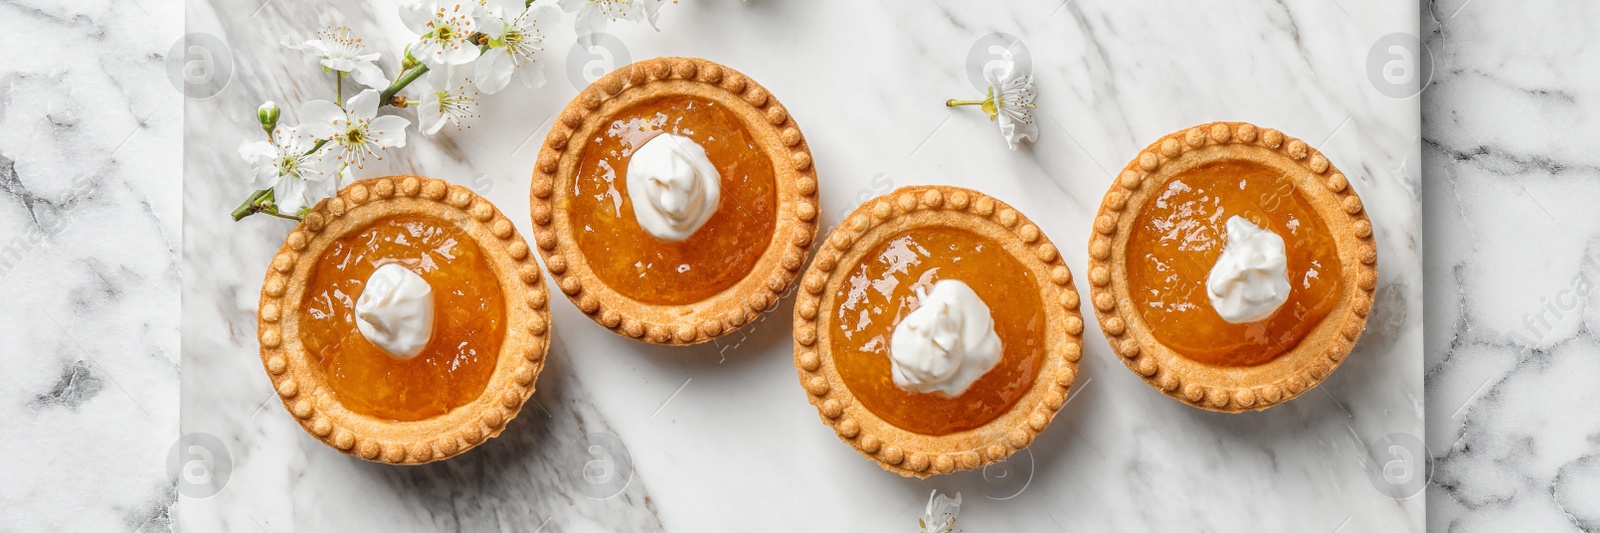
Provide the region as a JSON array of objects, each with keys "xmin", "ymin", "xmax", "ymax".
[
  {"xmin": 1424, "ymin": 1, "xmax": 1600, "ymax": 531},
  {"xmin": 0, "ymin": 0, "xmax": 183, "ymax": 530}
]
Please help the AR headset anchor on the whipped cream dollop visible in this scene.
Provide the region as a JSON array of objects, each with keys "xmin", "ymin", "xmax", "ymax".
[
  {"xmin": 889, "ymin": 280, "xmax": 1003, "ymax": 397},
  {"xmin": 1206, "ymin": 216, "xmax": 1291, "ymax": 323},
  {"xmin": 625, "ymin": 133, "xmax": 721, "ymax": 242},
  {"xmin": 355, "ymin": 263, "xmax": 435, "ymax": 359}
]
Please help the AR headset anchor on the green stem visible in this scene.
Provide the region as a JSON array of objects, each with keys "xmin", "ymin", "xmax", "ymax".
[
  {"xmin": 381, "ymin": 64, "xmax": 430, "ymax": 105},
  {"xmin": 336, "ymin": 73, "xmax": 343, "ymax": 106},
  {"xmin": 231, "ymin": 189, "xmax": 272, "ymax": 221},
  {"xmin": 946, "ymin": 99, "xmax": 987, "ymax": 107}
]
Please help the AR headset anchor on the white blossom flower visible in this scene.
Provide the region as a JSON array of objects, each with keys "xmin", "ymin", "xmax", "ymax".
[
  {"xmin": 946, "ymin": 58, "xmax": 1038, "ymax": 150},
  {"xmin": 558, "ymin": 0, "xmax": 668, "ymax": 37},
  {"xmin": 286, "ymin": 26, "xmax": 389, "ymax": 89},
  {"xmin": 918, "ymin": 490, "xmax": 962, "ymax": 533},
  {"xmin": 300, "ymin": 89, "xmax": 411, "ymax": 169},
  {"xmin": 986, "ymin": 61, "xmax": 1038, "ymax": 150},
  {"xmin": 237, "ymin": 125, "xmax": 339, "ymax": 214},
  {"xmin": 400, "ymin": 1, "xmax": 482, "ymax": 68},
  {"xmin": 473, "ymin": 0, "xmax": 558, "ymax": 94},
  {"xmin": 412, "ymin": 66, "xmax": 480, "ymax": 134}
]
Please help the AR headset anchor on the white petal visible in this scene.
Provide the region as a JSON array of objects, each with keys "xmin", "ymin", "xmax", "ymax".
[
  {"xmin": 299, "ymin": 99, "xmax": 346, "ymax": 139},
  {"xmin": 399, "ymin": 1, "xmax": 435, "ymax": 34},
  {"xmin": 286, "ymin": 39, "xmax": 329, "ymax": 56},
  {"xmin": 642, "ymin": 1, "xmax": 662, "ymax": 30},
  {"xmin": 369, "ymin": 115, "xmax": 412, "ymax": 146},
  {"xmin": 238, "ymin": 140, "xmax": 279, "ymax": 189},
  {"xmin": 996, "ymin": 114, "xmax": 1038, "ymax": 150},
  {"xmin": 557, "ymin": 0, "xmax": 586, "ymax": 12},
  {"xmin": 484, "ymin": 0, "xmax": 524, "ymax": 19},
  {"xmin": 474, "ymin": 50, "xmax": 514, "ymax": 94},
  {"xmin": 301, "ymin": 152, "xmax": 339, "ymax": 183},
  {"xmin": 515, "ymin": 58, "xmax": 548, "ymax": 89},
  {"xmin": 347, "ymin": 89, "xmax": 382, "ymax": 121},
  {"xmin": 440, "ymin": 43, "xmax": 481, "ymax": 66},
  {"xmin": 237, "ymin": 139, "xmax": 274, "ymax": 162},
  {"xmin": 574, "ymin": 6, "xmax": 607, "ymax": 37},
  {"xmin": 529, "ymin": 5, "xmax": 560, "ymax": 27},
  {"xmin": 480, "ymin": 19, "xmax": 509, "ymax": 39},
  {"xmin": 274, "ymin": 176, "xmax": 309, "ymax": 214},
  {"xmin": 321, "ymin": 56, "xmax": 357, "ymax": 73},
  {"xmin": 411, "ymin": 39, "xmax": 445, "ymax": 67},
  {"xmin": 418, "ymin": 90, "xmax": 446, "ymax": 134},
  {"xmin": 349, "ymin": 61, "xmax": 389, "ymax": 89},
  {"xmin": 420, "ymin": 106, "xmax": 447, "ymax": 134}
]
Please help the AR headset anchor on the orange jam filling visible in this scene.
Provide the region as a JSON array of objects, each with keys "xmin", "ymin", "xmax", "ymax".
[
  {"xmin": 300, "ymin": 215, "xmax": 503, "ymax": 421},
  {"xmin": 830, "ymin": 227, "xmax": 1045, "ymax": 436},
  {"xmin": 569, "ymin": 95, "xmax": 778, "ymax": 306},
  {"xmin": 1126, "ymin": 161, "xmax": 1343, "ymax": 367}
]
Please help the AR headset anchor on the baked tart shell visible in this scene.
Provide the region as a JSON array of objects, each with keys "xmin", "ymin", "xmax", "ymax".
[
  {"xmin": 257, "ymin": 175, "xmax": 551, "ymax": 464},
  {"xmin": 1087, "ymin": 122, "xmax": 1378, "ymax": 413},
  {"xmin": 794, "ymin": 185, "xmax": 1084, "ymax": 477},
  {"xmin": 529, "ymin": 57, "xmax": 820, "ymax": 345}
]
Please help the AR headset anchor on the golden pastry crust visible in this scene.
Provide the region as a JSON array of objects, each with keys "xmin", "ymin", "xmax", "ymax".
[
  {"xmin": 529, "ymin": 57, "xmax": 819, "ymax": 345},
  {"xmin": 794, "ymin": 185, "xmax": 1084, "ymax": 478},
  {"xmin": 1087, "ymin": 122, "xmax": 1377, "ymax": 413},
  {"xmin": 257, "ymin": 176, "xmax": 551, "ymax": 464}
]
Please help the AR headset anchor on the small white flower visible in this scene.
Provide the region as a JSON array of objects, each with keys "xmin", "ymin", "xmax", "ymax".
[
  {"xmin": 237, "ymin": 125, "xmax": 338, "ymax": 214},
  {"xmin": 300, "ymin": 89, "xmax": 411, "ymax": 169},
  {"xmin": 946, "ymin": 58, "xmax": 1038, "ymax": 150},
  {"xmin": 473, "ymin": 0, "xmax": 558, "ymax": 94},
  {"xmin": 986, "ymin": 61, "xmax": 1038, "ymax": 150},
  {"xmin": 559, "ymin": 0, "xmax": 668, "ymax": 36},
  {"xmin": 412, "ymin": 66, "xmax": 480, "ymax": 134},
  {"xmin": 400, "ymin": 1, "xmax": 482, "ymax": 68},
  {"xmin": 286, "ymin": 26, "xmax": 389, "ymax": 89},
  {"xmin": 919, "ymin": 490, "xmax": 962, "ymax": 533}
]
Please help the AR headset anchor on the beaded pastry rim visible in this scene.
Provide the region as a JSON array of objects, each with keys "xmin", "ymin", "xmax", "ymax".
[
  {"xmin": 529, "ymin": 56, "xmax": 820, "ymax": 345},
  {"xmin": 1085, "ymin": 122, "xmax": 1378, "ymax": 413},
  {"xmin": 793, "ymin": 185, "xmax": 1084, "ymax": 478},
  {"xmin": 257, "ymin": 175, "xmax": 551, "ymax": 464}
]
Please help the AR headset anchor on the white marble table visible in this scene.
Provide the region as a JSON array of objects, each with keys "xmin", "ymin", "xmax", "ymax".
[
  {"xmin": 1422, "ymin": 1, "xmax": 1600, "ymax": 531},
  {"xmin": 103, "ymin": 0, "xmax": 1426, "ymax": 530}
]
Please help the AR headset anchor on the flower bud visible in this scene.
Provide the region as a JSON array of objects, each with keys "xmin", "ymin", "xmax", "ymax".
[
  {"xmin": 257, "ymin": 101, "xmax": 280, "ymax": 134},
  {"xmin": 402, "ymin": 44, "xmax": 420, "ymax": 71}
]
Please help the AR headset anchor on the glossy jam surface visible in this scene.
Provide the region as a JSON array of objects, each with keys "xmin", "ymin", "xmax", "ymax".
[
  {"xmin": 300, "ymin": 215, "xmax": 503, "ymax": 421},
  {"xmin": 569, "ymin": 95, "xmax": 777, "ymax": 305},
  {"xmin": 830, "ymin": 227, "xmax": 1046, "ymax": 436},
  {"xmin": 1126, "ymin": 161, "xmax": 1343, "ymax": 367}
]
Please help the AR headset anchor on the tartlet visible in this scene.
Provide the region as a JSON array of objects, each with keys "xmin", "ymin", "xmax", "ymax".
[
  {"xmin": 529, "ymin": 56, "xmax": 819, "ymax": 345},
  {"xmin": 257, "ymin": 175, "xmax": 550, "ymax": 464},
  {"xmin": 1086, "ymin": 122, "xmax": 1377, "ymax": 412},
  {"xmin": 793, "ymin": 185, "xmax": 1084, "ymax": 477}
]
